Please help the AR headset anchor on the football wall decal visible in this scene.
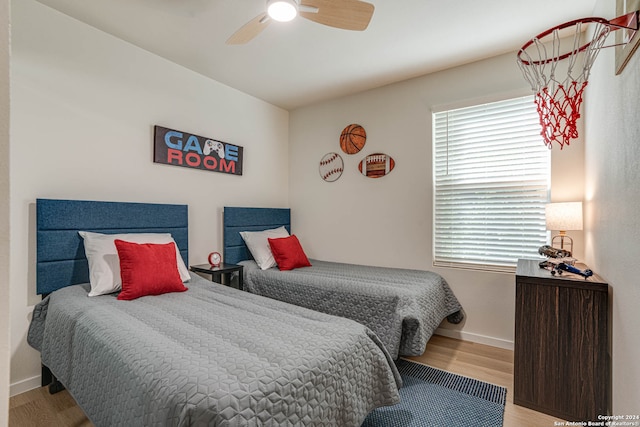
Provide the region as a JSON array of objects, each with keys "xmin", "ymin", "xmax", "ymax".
[{"xmin": 358, "ymin": 153, "xmax": 395, "ymax": 178}]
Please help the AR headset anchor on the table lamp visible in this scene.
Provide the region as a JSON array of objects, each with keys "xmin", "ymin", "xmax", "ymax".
[{"xmin": 545, "ymin": 202, "xmax": 583, "ymax": 256}]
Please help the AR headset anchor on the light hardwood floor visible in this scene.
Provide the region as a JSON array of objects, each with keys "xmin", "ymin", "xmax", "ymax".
[{"xmin": 9, "ymin": 335, "xmax": 564, "ymax": 426}]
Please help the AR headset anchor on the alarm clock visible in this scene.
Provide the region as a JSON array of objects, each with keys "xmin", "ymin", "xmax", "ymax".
[{"xmin": 208, "ymin": 251, "xmax": 221, "ymax": 267}]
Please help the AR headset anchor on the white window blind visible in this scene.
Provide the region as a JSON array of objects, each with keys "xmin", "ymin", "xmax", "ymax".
[{"xmin": 433, "ymin": 95, "xmax": 550, "ymax": 271}]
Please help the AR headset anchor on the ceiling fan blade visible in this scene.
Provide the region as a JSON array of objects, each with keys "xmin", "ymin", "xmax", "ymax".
[
  {"xmin": 226, "ymin": 13, "xmax": 270, "ymax": 45},
  {"xmin": 299, "ymin": 0, "xmax": 374, "ymax": 31}
]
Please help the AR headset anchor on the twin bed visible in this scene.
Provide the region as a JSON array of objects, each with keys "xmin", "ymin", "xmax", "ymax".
[
  {"xmin": 28, "ymin": 199, "xmax": 402, "ymax": 426},
  {"xmin": 223, "ymin": 207, "xmax": 464, "ymax": 360},
  {"xmin": 29, "ymin": 199, "xmax": 464, "ymax": 426}
]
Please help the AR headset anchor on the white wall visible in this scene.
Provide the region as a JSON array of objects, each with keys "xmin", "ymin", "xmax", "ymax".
[
  {"xmin": 289, "ymin": 50, "xmax": 585, "ymax": 348},
  {"xmin": 584, "ymin": 0, "xmax": 640, "ymax": 415},
  {"xmin": 1, "ymin": 0, "xmax": 11, "ymax": 421},
  {"xmin": 9, "ymin": 0, "xmax": 289, "ymax": 395}
]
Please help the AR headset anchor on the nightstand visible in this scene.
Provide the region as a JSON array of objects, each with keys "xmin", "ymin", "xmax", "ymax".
[
  {"xmin": 514, "ymin": 258, "xmax": 611, "ymax": 421},
  {"xmin": 190, "ymin": 263, "xmax": 244, "ymax": 290}
]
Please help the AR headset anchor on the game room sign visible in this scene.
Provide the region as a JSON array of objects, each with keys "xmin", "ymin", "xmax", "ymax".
[{"xmin": 153, "ymin": 125, "xmax": 243, "ymax": 176}]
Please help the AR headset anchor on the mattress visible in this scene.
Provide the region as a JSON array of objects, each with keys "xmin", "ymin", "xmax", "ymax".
[
  {"xmin": 241, "ymin": 259, "xmax": 464, "ymax": 359},
  {"xmin": 28, "ymin": 274, "xmax": 401, "ymax": 426}
]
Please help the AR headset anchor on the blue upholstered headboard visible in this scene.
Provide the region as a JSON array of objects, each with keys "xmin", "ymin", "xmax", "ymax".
[
  {"xmin": 36, "ymin": 199, "xmax": 188, "ymax": 295},
  {"xmin": 223, "ymin": 207, "xmax": 291, "ymax": 265}
]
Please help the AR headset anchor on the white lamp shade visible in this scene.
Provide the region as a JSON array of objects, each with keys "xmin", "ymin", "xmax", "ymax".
[
  {"xmin": 545, "ymin": 202, "xmax": 583, "ymax": 231},
  {"xmin": 267, "ymin": 0, "xmax": 298, "ymax": 22}
]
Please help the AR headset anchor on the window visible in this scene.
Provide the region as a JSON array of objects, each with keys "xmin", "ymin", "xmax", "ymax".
[{"xmin": 433, "ymin": 95, "xmax": 550, "ymax": 272}]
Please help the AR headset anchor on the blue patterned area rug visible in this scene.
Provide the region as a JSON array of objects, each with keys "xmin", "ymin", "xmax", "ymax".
[{"xmin": 363, "ymin": 359, "xmax": 507, "ymax": 427}]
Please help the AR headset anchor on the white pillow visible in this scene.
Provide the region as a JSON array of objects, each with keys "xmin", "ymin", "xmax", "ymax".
[
  {"xmin": 239, "ymin": 226, "xmax": 290, "ymax": 270},
  {"xmin": 79, "ymin": 231, "xmax": 191, "ymax": 297}
]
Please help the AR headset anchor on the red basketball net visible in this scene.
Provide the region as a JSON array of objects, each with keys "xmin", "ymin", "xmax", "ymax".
[
  {"xmin": 517, "ymin": 19, "xmax": 610, "ymax": 149},
  {"xmin": 534, "ymin": 81, "xmax": 587, "ymax": 149}
]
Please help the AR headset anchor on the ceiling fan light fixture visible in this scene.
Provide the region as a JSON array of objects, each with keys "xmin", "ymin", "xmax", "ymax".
[{"xmin": 267, "ymin": 0, "xmax": 298, "ymax": 22}]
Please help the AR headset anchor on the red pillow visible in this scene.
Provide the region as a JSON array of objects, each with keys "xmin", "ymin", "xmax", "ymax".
[
  {"xmin": 114, "ymin": 239, "xmax": 188, "ymax": 300},
  {"xmin": 267, "ymin": 235, "xmax": 312, "ymax": 271}
]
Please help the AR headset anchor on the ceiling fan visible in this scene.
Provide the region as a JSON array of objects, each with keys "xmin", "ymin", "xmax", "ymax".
[{"xmin": 226, "ymin": 0, "xmax": 375, "ymax": 45}]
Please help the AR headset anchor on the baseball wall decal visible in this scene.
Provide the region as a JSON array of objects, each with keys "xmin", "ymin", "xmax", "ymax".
[
  {"xmin": 340, "ymin": 124, "xmax": 367, "ymax": 154},
  {"xmin": 358, "ymin": 153, "xmax": 395, "ymax": 178},
  {"xmin": 319, "ymin": 152, "xmax": 344, "ymax": 182}
]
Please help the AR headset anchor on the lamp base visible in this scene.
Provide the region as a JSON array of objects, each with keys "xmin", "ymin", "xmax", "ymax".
[{"xmin": 551, "ymin": 233, "xmax": 573, "ymax": 257}]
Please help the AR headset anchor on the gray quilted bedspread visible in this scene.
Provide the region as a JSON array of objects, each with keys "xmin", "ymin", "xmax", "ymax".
[
  {"xmin": 28, "ymin": 275, "xmax": 401, "ymax": 426},
  {"xmin": 241, "ymin": 260, "xmax": 464, "ymax": 360}
]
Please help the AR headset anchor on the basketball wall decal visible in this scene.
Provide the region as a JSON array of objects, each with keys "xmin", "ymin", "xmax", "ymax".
[
  {"xmin": 358, "ymin": 153, "xmax": 395, "ymax": 178},
  {"xmin": 319, "ymin": 152, "xmax": 344, "ymax": 182},
  {"xmin": 340, "ymin": 124, "xmax": 367, "ymax": 154}
]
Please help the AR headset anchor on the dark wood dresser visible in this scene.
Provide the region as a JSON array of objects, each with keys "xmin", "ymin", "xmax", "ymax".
[{"xmin": 514, "ymin": 258, "xmax": 611, "ymax": 421}]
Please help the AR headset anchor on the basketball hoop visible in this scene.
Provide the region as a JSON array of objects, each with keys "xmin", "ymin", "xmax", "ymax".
[{"xmin": 517, "ymin": 17, "xmax": 611, "ymax": 149}]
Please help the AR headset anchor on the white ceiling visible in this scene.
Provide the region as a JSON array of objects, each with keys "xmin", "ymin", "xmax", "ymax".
[{"xmin": 34, "ymin": 0, "xmax": 598, "ymax": 110}]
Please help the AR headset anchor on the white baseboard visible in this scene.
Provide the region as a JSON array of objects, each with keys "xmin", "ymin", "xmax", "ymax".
[
  {"xmin": 435, "ymin": 328, "xmax": 514, "ymax": 350},
  {"xmin": 10, "ymin": 375, "xmax": 41, "ymax": 397}
]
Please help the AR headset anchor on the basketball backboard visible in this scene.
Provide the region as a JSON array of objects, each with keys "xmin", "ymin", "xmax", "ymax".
[{"xmin": 616, "ymin": 0, "xmax": 640, "ymax": 73}]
